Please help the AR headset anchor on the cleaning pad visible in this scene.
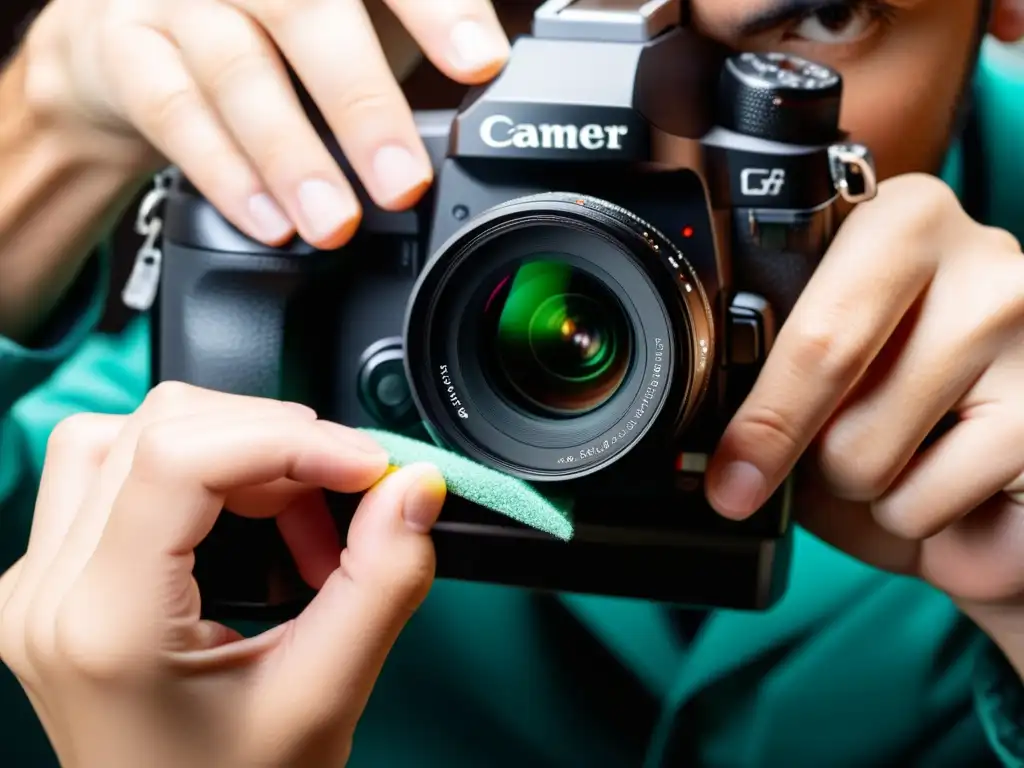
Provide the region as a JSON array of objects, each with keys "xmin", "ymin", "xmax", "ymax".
[{"xmin": 361, "ymin": 428, "xmax": 575, "ymax": 541}]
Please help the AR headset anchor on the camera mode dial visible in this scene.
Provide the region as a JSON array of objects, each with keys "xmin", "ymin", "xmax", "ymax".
[{"xmin": 719, "ymin": 52, "xmax": 842, "ymax": 144}]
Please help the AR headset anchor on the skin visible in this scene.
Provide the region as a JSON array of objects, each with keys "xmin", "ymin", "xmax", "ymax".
[
  {"xmin": 0, "ymin": 1, "xmax": 1023, "ymax": 765},
  {"xmin": 0, "ymin": 384, "xmax": 449, "ymax": 768}
]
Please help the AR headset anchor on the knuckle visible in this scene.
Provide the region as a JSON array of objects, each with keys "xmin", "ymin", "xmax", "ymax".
[
  {"xmin": 871, "ymin": 505, "xmax": 936, "ymax": 542},
  {"xmin": 20, "ymin": 38, "xmax": 70, "ymax": 123},
  {"xmin": 883, "ymin": 174, "xmax": 961, "ymax": 222},
  {"xmin": 0, "ymin": 591, "xmax": 30, "ymax": 677},
  {"xmin": 733, "ymin": 401, "xmax": 804, "ymax": 458},
  {"xmin": 251, "ymin": 135, "xmax": 311, "ymax": 183},
  {"xmin": 784, "ymin": 318, "xmax": 864, "ymax": 386},
  {"xmin": 45, "ymin": 414, "xmax": 108, "ymax": 462},
  {"xmin": 817, "ymin": 434, "xmax": 894, "ymax": 501},
  {"xmin": 131, "ymin": 422, "xmax": 192, "ymax": 483},
  {"xmin": 23, "ymin": 602, "xmax": 59, "ymax": 673},
  {"xmin": 975, "ymin": 265, "xmax": 1024, "ymax": 335},
  {"xmin": 206, "ymin": 48, "xmax": 268, "ymax": 102},
  {"xmin": 385, "ymin": 560, "xmax": 436, "ymax": 612},
  {"xmin": 865, "ymin": 175, "xmax": 963, "ymax": 245},
  {"xmin": 0, "ymin": 633, "xmax": 29, "ymax": 680},
  {"xmin": 141, "ymin": 381, "xmax": 197, "ymax": 418},
  {"xmin": 245, "ymin": 0, "xmax": 298, "ymax": 29},
  {"xmin": 146, "ymin": 86, "xmax": 205, "ymax": 136},
  {"xmin": 982, "ymin": 225, "xmax": 1022, "ymax": 256},
  {"xmin": 997, "ymin": 278, "xmax": 1024, "ymax": 326},
  {"xmin": 54, "ymin": 599, "xmax": 130, "ymax": 682},
  {"xmin": 333, "ymin": 87, "xmax": 398, "ymax": 123}
]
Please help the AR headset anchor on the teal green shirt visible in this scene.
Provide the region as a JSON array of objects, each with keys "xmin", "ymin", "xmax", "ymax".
[{"xmin": 1, "ymin": 40, "xmax": 1022, "ymax": 767}]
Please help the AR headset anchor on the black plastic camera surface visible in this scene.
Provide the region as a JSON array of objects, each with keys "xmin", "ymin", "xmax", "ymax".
[{"xmin": 154, "ymin": 0, "xmax": 876, "ymax": 620}]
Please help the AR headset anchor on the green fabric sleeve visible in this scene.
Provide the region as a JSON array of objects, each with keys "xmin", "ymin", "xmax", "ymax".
[
  {"xmin": 975, "ymin": 40, "xmax": 1024, "ymax": 241},
  {"xmin": 971, "ymin": 40, "xmax": 1024, "ymax": 768},
  {"xmin": 0, "ymin": 251, "xmax": 108, "ymax": 417},
  {"xmin": 974, "ymin": 639, "xmax": 1024, "ymax": 768},
  {"xmin": 0, "ymin": 249, "xmax": 109, "ymax": 567}
]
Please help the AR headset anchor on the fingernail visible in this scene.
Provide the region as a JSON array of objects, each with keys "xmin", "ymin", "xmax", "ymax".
[
  {"xmin": 712, "ymin": 461, "xmax": 767, "ymax": 517},
  {"xmin": 402, "ymin": 463, "xmax": 447, "ymax": 533},
  {"xmin": 297, "ymin": 179, "xmax": 358, "ymax": 242},
  {"xmin": 450, "ymin": 19, "xmax": 509, "ymax": 71},
  {"xmin": 247, "ymin": 193, "xmax": 293, "ymax": 242},
  {"xmin": 319, "ymin": 422, "xmax": 389, "ymax": 458},
  {"xmin": 372, "ymin": 145, "xmax": 431, "ymax": 207}
]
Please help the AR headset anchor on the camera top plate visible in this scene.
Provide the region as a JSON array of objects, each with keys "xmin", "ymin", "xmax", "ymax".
[{"xmin": 533, "ymin": 0, "xmax": 681, "ymax": 43}]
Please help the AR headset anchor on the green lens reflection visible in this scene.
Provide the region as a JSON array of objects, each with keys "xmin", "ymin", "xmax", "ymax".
[{"xmin": 483, "ymin": 258, "xmax": 632, "ymax": 416}]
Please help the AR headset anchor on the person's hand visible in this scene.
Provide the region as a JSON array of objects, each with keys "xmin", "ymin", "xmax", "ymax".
[
  {"xmin": 21, "ymin": 0, "xmax": 509, "ymax": 248},
  {"xmin": 0, "ymin": 383, "xmax": 447, "ymax": 768},
  {"xmin": 705, "ymin": 174, "xmax": 1024, "ymax": 651}
]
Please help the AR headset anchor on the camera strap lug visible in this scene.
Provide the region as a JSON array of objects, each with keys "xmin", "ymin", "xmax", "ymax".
[
  {"xmin": 122, "ymin": 168, "xmax": 175, "ymax": 312},
  {"xmin": 828, "ymin": 143, "xmax": 877, "ymax": 204}
]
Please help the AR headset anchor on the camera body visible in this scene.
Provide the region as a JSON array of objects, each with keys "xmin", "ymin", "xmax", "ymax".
[{"xmin": 153, "ymin": 0, "xmax": 876, "ymax": 620}]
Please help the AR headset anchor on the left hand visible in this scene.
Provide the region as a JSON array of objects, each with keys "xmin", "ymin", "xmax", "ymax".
[
  {"xmin": 705, "ymin": 174, "xmax": 1024, "ymax": 648},
  {"xmin": 0, "ymin": 383, "xmax": 446, "ymax": 768}
]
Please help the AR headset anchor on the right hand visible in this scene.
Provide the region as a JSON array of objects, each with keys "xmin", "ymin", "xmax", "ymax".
[{"xmin": 21, "ymin": 0, "xmax": 509, "ymax": 248}]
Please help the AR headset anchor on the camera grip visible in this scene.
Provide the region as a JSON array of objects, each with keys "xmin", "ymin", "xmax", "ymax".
[
  {"xmin": 154, "ymin": 242, "xmax": 336, "ymax": 400},
  {"xmin": 730, "ymin": 205, "xmax": 835, "ymax": 322}
]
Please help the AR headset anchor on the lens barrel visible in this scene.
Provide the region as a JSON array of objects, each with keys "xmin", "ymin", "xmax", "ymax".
[{"xmin": 404, "ymin": 193, "xmax": 713, "ymax": 482}]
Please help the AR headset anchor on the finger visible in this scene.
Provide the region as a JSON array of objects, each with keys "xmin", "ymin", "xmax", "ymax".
[
  {"xmin": 244, "ymin": 0, "xmax": 433, "ymax": 211},
  {"xmin": 62, "ymin": 387, "xmax": 314, "ymax": 558},
  {"xmin": 165, "ymin": 1, "xmax": 360, "ymax": 249},
  {"xmin": 1, "ymin": 415, "xmax": 122, "ymax": 671},
  {"xmin": 793, "ymin": 463, "xmax": 919, "ymax": 576},
  {"xmin": 55, "ymin": 416, "xmax": 389, "ymax": 663},
  {"xmin": 100, "ymin": 416, "xmax": 388, "ymax": 574},
  {"xmin": 250, "ymin": 464, "xmax": 445, "ymax": 749},
  {"xmin": 33, "ymin": 387, "xmax": 314, "ymax": 629},
  {"xmin": 383, "ymin": 0, "xmax": 510, "ymax": 83},
  {"xmin": 111, "ymin": 23, "xmax": 293, "ymax": 244},
  {"xmin": 0, "ymin": 557, "xmax": 25, "ymax": 670},
  {"xmin": 706, "ymin": 178, "xmax": 955, "ymax": 519},
  {"xmin": 17, "ymin": 415, "xmax": 124, "ymax": 595},
  {"xmin": 814, "ymin": 301, "xmax": 985, "ymax": 502},
  {"xmin": 921, "ymin": 495, "xmax": 1024, "ymax": 603},
  {"xmin": 0, "ymin": 560, "xmax": 25, "ymax": 618},
  {"xmin": 870, "ymin": 411, "xmax": 1024, "ymax": 540},
  {"xmin": 276, "ymin": 491, "xmax": 342, "ymax": 590},
  {"xmin": 817, "ymin": 247, "xmax": 1024, "ymax": 502}
]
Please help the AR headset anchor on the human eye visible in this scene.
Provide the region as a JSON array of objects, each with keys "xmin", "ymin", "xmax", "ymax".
[{"xmin": 787, "ymin": 1, "xmax": 897, "ymax": 45}]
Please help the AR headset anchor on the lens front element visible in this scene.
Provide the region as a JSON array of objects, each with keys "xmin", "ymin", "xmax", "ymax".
[
  {"xmin": 485, "ymin": 258, "xmax": 633, "ymax": 417},
  {"xmin": 404, "ymin": 192, "xmax": 714, "ymax": 482}
]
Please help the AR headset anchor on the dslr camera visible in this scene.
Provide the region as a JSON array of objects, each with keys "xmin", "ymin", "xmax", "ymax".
[{"xmin": 152, "ymin": 0, "xmax": 877, "ymax": 620}]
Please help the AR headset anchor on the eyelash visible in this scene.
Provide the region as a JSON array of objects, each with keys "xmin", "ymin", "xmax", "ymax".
[{"xmin": 784, "ymin": 0, "xmax": 898, "ymax": 43}]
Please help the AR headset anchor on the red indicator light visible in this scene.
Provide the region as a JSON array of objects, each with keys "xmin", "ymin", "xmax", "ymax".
[{"xmin": 682, "ymin": 226, "xmax": 694, "ymax": 238}]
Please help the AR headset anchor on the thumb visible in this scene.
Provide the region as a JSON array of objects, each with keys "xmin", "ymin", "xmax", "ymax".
[{"xmin": 251, "ymin": 463, "xmax": 446, "ymax": 745}]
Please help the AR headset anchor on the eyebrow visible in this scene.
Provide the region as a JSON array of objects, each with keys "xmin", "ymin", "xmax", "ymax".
[{"xmin": 735, "ymin": 0, "xmax": 853, "ymax": 36}]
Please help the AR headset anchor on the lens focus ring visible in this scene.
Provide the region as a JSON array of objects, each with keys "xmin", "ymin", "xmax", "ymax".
[{"xmin": 403, "ymin": 192, "xmax": 714, "ymax": 482}]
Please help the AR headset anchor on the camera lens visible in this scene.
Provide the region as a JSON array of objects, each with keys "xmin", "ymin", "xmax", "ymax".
[
  {"xmin": 404, "ymin": 192, "xmax": 714, "ymax": 482},
  {"xmin": 483, "ymin": 259, "xmax": 632, "ymax": 417}
]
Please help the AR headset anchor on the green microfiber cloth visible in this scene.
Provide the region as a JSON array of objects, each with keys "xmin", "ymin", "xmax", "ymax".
[{"xmin": 360, "ymin": 429, "xmax": 575, "ymax": 541}]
